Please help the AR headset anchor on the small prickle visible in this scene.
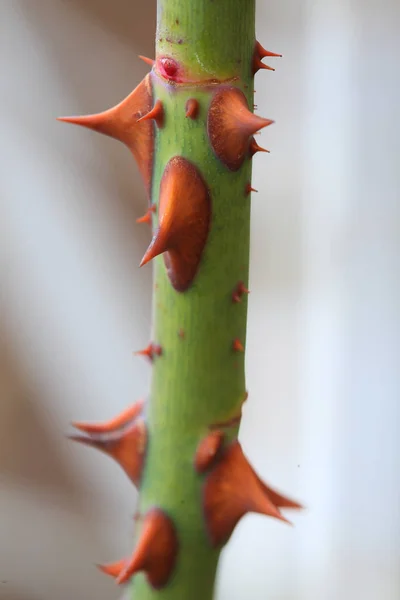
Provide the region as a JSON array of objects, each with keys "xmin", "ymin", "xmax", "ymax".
[
  {"xmin": 137, "ymin": 99, "xmax": 164, "ymax": 128},
  {"xmin": 249, "ymin": 137, "xmax": 270, "ymax": 158},
  {"xmin": 232, "ymin": 281, "xmax": 250, "ymax": 303},
  {"xmin": 232, "ymin": 338, "xmax": 244, "ymax": 352},
  {"xmin": 135, "ymin": 343, "xmax": 163, "ymax": 362},
  {"xmin": 137, "ymin": 204, "xmax": 156, "ymax": 225},
  {"xmin": 185, "ymin": 98, "xmax": 199, "ymax": 119},
  {"xmin": 252, "ymin": 40, "xmax": 282, "ymax": 74}
]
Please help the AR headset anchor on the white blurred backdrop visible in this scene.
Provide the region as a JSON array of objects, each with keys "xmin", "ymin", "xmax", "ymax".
[{"xmin": 0, "ymin": 1, "xmax": 399, "ymax": 599}]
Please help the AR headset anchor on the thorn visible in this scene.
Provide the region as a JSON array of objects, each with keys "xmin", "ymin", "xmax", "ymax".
[
  {"xmin": 116, "ymin": 508, "xmax": 178, "ymax": 588},
  {"xmin": 194, "ymin": 431, "xmax": 225, "ymax": 473},
  {"xmin": 232, "ymin": 338, "xmax": 244, "ymax": 352},
  {"xmin": 245, "ymin": 183, "xmax": 258, "ymax": 195},
  {"xmin": 208, "ymin": 87, "xmax": 274, "ymax": 171},
  {"xmin": 253, "ymin": 41, "xmax": 282, "ymax": 75},
  {"xmin": 138, "ymin": 55, "xmax": 155, "ymax": 66},
  {"xmin": 253, "ymin": 56, "xmax": 275, "ymax": 74},
  {"xmin": 134, "ymin": 343, "xmax": 162, "ymax": 361},
  {"xmin": 203, "ymin": 441, "xmax": 300, "ymax": 546},
  {"xmin": 98, "ymin": 559, "xmax": 127, "ymax": 579},
  {"xmin": 136, "ymin": 204, "xmax": 156, "ymax": 225},
  {"xmin": 232, "ymin": 281, "xmax": 250, "ymax": 303},
  {"xmin": 69, "ymin": 418, "xmax": 147, "ymax": 485},
  {"xmin": 185, "ymin": 98, "xmax": 199, "ymax": 119},
  {"xmin": 256, "ymin": 40, "xmax": 282, "ymax": 59},
  {"xmin": 57, "ymin": 75, "xmax": 153, "ymax": 194},
  {"xmin": 137, "ymin": 99, "xmax": 164, "ymax": 128},
  {"xmin": 139, "ymin": 156, "xmax": 211, "ymax": 292},
  {"xmin": 71, "ymin": 398, "xmax": 144, "ymax": 434},
  {"xmin": 249, "ymin": 137, "xmax": 270, "ymax": 158}
]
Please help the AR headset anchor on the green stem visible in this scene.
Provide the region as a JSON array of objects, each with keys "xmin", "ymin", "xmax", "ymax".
[{"xmin": 131, "ymin": 1, "xmax": 255, "ymax": 599}]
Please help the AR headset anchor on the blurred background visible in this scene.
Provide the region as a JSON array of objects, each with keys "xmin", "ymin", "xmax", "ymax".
[{"xmin": 0, "ymin": 1, "xmax": 399, "ymax": 599}]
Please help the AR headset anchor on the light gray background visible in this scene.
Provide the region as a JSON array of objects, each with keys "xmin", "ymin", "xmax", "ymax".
[{"xmin": 0, "ymin": 1, "xmax": 399, "ymax": 599}]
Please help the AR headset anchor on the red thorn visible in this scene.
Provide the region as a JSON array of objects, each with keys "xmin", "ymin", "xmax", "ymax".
[
  {"xmin": 256, "ymin": 40, "xmax": 282, "ymax": 59},
  {"xmin": 138, "ymin": 55, "xmax": 155, "ymax": 67},
  {"xmin": 195, "ymin": 431, "xmax": 224, "ymax": 473},
  {"xmin": 140, "ymin": 156, "xmax": 211, "ymax": 292},
  {"xmin": 245, "ymin": 183, "xmax": 258, "ymax": 195},
  {"xmin": 253, "ymin": 56, "xmax": 275, "ymax": 74},
  {"xmin": 203, "ymin": 441, "xmax": 300, "ymax": 546},
  {"xmin": 208, "ymin": 87, "xmax": 274, "ymax": 171},
  {"xmin": 98, "ymin": 559, "xmax": 127, "ymax": 579},
  {"xmin": 232, "ymin": 281, "xmax": 250, "ymax": 303},
  {"xmin": 69, "ymin": 418, "xmax": 147, "ymax": 486},
  {"xmin": 185, "ymin": 98, "xmax": 199, "ymax": 119},
  {"xmin": 134, "ymin": 342, "xmax": 162, "ymax": 361},
  {"xmin": 57, "ymin": 75, "xmax": 153, "ymax": 194},
  {"xmin": 116, "ymin": 508, "xmax": 178, "ymax": 588},
  {"xmin": 137, "ymin": 99, "xmax": 164, "ymax": 128},
  {"xmin": 249, "ymin": 137, "xmax": 270, "ymax": 158},
  {"xmin": 136, "ymin": 204, "xmax": 156, "ymax": 225},
  {"xmin": 232, "ymin": 338, "xmax": 244, "ymax": 352},
  {"xmin": 253, "ymin": 41, "xmax": 282, "ymax": 75},
  {"xmin": 71, "ymin": 398, "xmax": 144, "ymax": 435}
]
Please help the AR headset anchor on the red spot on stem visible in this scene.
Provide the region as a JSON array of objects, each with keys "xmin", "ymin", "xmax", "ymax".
[{"xmin": 232, "ymin": 338, "xmax": 244, "ymax": 352}]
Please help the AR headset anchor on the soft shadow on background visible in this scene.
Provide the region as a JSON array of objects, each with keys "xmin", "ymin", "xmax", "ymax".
[{"xmin": 0, "ymin": 1, "xmax": 399, "ymax": 599}]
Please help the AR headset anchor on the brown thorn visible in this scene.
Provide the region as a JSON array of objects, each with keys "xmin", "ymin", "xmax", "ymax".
[
  {"xmin": 137, "ymin": 99, "xmax": 164, "ymax": 128},
  {"xmin": 69, "ymin": 418, "xmax": 147, "ymax": 486},
  {"xmin": 138, "ymin": 55, "xmax": 155, "ymax": 66},
  {"xmin": 71, "ymin": 398, "xmax": 145, "ymax": 434},
  {"xmin": 207, "ymin": 87, "xmax": 273, "ymax": 171},
  {"xmin": 195, "ymin": 431, "xmax": 225, "ymax": 473},
  {"xmin": 203, "ymin": 441, "xmax": 298, "ymax": 546},
  {"xmin": 134, "ymin": 342, "xmax": 162, "ymax": 362},
  {"xmin": 232, "ymin": 281, "xmax": 250, "ymax": 303},
  {"xmin": 253, "ymin": 56, "xmax": 275, "ymax": 74},
  {"xmin": 136, "ymin": 204, "xmax": 156, "ymax": 225},
  {"xmin": 116, "ymin": 508, "xmax": 178, "ymax": 588},
  {"xmin": 245, "ymin": 182, "xmax": 258, "ymax": 195},
  {"xmin": 249, "ymin": 137, "xmax": 270, "ymax": 158},
  {"xmin": 185, "ymin": 98, "xmax": 199, "ymax": 119},
  {"xmin": 140, "ymin": 156, "xmax": 211, "ymax": 292},
  {"xmin": 256, "ymin": 40, "xmax": 282, "ymax": 59},
  {"xmin": 98, "ymin": 559, "xmax": 127, "ymax": 579},
  {"xmin": 57, "ymin": 75, "xmax": 153, "ymax": 195}
]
